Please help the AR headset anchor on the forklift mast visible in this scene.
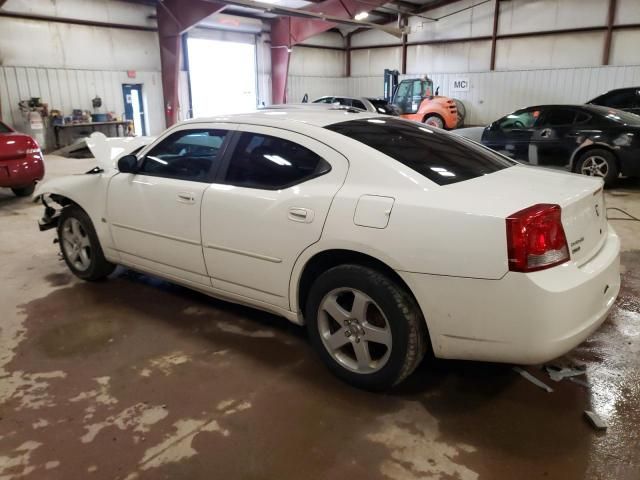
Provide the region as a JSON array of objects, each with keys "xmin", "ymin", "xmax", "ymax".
[{"xmin": 383, "ymin": 69, "xmax": 399, "ymax": 102}]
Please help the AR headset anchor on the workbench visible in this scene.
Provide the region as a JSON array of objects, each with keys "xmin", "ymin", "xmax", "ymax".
[{"xmin": 53, "ymin": 121, "xmax": 129, "ymax": 148}]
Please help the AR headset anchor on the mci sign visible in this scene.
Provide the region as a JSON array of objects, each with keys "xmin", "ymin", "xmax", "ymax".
[{"xmin": 451, "ymin": 78, "xmax": 470, "ymax": 92}]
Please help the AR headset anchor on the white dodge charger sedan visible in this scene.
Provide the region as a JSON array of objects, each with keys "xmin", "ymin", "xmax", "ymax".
[{"xmin": 35, "ymin": 109, "xmax": 620, "ymax": 390}]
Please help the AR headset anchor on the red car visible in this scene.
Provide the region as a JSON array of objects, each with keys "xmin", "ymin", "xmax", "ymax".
[{"xmin": 0, "ymin": 121, "xmax": 45, "ymax": 196}]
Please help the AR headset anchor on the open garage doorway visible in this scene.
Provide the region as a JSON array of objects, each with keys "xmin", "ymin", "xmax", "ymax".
[{"xmin": 186, "ymin": 36, "xmax": 257, "ymax": 117}]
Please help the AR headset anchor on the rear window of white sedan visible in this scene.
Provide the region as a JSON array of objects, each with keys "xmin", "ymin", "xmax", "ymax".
[{"xmin": 326, "ymin": 118, "xmax": 514, "ymax": 185}]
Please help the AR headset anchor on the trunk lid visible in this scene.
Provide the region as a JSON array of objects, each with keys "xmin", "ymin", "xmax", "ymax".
[{"xmin": 443, "ymin": 165, "xmax": 607, "ymax": 265}]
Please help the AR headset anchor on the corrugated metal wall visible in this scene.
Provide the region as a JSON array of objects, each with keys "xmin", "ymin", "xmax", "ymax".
[
  {"xmin": 0, "ymin": 66, "xmax": 164, "ymax": 135},
  {"xmin": 287, "ymin": 76, "xmax": 348, "ymax": 103},
  {"xmin": 348, "ymin": 66, "xmax": 640, "ymax": 125}
]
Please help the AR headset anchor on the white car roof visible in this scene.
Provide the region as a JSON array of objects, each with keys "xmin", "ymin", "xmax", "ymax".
[{"xmin": 181, "ymin": 108, "xmax": 380, "ymax": 128}]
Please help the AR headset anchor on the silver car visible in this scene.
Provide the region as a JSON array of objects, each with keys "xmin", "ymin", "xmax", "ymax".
[{"xmin": 312, "ymin": 96, "xmax": 400, "ymax": 115}]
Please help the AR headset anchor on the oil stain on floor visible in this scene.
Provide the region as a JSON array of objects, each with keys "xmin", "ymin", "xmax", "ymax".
[{"xmin": 1, "ymin": 235, "xmax": 639, "ymax": 478}]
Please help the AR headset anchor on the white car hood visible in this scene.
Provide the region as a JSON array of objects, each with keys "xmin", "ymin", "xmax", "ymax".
[{"xmin": 86, "ymin": 132, "xmax": 155, "ymax": 172}]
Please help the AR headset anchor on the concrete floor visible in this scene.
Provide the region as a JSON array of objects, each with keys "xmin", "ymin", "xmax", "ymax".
[{"xmin": 1, "ymin": 155, "xmax": 639, "ymax": 480}]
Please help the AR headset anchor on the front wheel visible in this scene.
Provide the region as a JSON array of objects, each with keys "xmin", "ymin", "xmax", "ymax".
[
  {"xmin": 305, "ymin": 265, "xmax": 427, "ymax": 391},
  {"xmin": 575, "ymin": 149, "xmax": 618, "ymax": 187},
  {"xmin": 57, "ymin": 206, "xmax": 116, "ymax": 281}
]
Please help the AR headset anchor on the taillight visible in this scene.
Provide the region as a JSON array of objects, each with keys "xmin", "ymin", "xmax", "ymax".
[
  {"xmin": 25, "ymin": 138, "xmax": 41, "ymax": 156},
  {"xmin": 506, "ymin": 204, "xmax": 569, "ymax": 272}
]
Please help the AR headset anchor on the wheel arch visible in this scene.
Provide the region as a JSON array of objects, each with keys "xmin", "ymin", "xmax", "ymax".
[
  {"xmin": 34, "ymin": 175, "xmax": 115, "ymax": 255},
  {"xmin": 569, "ymin": 143, "xmax": 620, "ymax": 172},
  {"xmin": 422, "ymin": 112, "xmax": 445, "ymax": 125},
  {"xmin": 293, "ymin": 248, "xmax": 423, "ymax": 325}
]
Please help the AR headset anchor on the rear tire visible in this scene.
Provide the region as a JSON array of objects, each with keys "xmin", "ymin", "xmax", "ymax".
[
  {"xmin": 11, "ymin": 184, "xmax": 35, "ymax": 197},
  {"xmin": 575, "ymin": 149, "xmax": 618, "ymax": 187},
  {"xmin": 305, "ymin": 264, "xmax": 427, "ymax": 391},
  {"xmin": 57, "ymin": 206, "xmax": 115, "ymax": 281},
  {"xmin": 423, "ymin": 114, "xmax": 445, "ymax": 129}
]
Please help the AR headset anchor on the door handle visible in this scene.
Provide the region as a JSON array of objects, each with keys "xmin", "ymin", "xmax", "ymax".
[
  {"xmin": 177, "ymin": 192, "xmax": 195, "ymax": 204},
  {"xmin": 288, "ymin": 207, "xmax": 314, "ymax": 223}
]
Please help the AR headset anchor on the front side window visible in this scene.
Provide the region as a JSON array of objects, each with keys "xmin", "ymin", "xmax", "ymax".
[
  {"xmin": 225, "ymin": 132, "xmax": 331, "ymax": 189},
  {"xmin": 140, "ymin": 129, "xmax": 227, "ymax": 182},
  {"xmin": 326, "ymin": 118, "xmax": 514, "ymax": 186},
  {"xmin": 497, "ymin": 109, "xmax": 540, "ymax": 130}
]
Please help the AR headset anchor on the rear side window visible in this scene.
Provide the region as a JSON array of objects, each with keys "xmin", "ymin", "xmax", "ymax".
[
  {"xmin": 140, "ymin": 129, "xmax": 227, "ymax": 182},
  {"xmin": 541, "ymin": 109, "xmax": 576, "ymax": 126},
  {"xmin": 326, "ymin": 118, "xmax": 514, "ymax": 186},
  {"xmin": 369, "ymin": 99, "xmax": 396, "ymax": 115},
  {"xmin": 225, "ymin": 132, "xmax": 331, "ymax": 190},
  {"xmin": 0, "ymin": 122, "xmax": 11, "ymax": 134},
  {"xmin": 352, "ymin": 100, "xmax": 366, "ymax": 110}
]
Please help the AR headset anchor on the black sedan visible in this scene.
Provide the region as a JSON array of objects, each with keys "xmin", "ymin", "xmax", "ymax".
[
  {"xmin": 588, "ymin": 87, "xmax": 640, "ymax": 116},
  {"xmin": 481, "ymin": 104, "xmax": 640, "ymax": 185}
]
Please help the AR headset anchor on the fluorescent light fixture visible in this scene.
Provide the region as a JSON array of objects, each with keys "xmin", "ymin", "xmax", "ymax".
[
  {"xmin": 430, "ymin": 167, "xmax": 455, "ymax": 177},
  {"xmin": 264, "ymin": 154, "xmax": 291, "ymax": 166},
  {"xmin": 148, "ymin": 156, "xmax": 168, "ymax": 165},
  {"xmin": 354, "ymin": 11, "xmax": 368, "ymax": 20}
]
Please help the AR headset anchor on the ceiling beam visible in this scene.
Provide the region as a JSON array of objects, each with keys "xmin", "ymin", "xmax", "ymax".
[
  {"xmin": 270, "ymin": 0, "xmax": 391, "ymax": 104},
  {"xmin": 412, "ymin": 0, "xmax": 465, "ymax": 15},
  {"xmin": 218, "ymin": 0, "xmax": 402, "ymax": 35}
]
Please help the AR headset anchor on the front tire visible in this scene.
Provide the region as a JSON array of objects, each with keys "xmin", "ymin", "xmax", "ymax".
[
  {"xmin": 575, "ymin": 149, "xmax": 618, "ymax": 187},
  {"xmin": 305, "ymin": 265, "xmax": 427, "ymax": 391},
  {"xmin": 57, "ymin": 206, "xmax": 115, "ymax": 281},
  {"xmin": 11, "ymin": 184, "xmax": 35, "ymax": 197}
]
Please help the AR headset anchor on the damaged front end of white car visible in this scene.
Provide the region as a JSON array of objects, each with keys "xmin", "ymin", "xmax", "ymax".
[{"xmin": 34, "ymin": 132, "xmax": 155, "ymax": 232}]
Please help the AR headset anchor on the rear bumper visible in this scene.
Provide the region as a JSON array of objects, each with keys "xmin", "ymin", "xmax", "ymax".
[
  {"xmin": 617, "ymin": 147, "xmax": 640, "ymax": 177},
  {"xmin": 400, "ymin": 225, "xmax": 621, "ymax": 364},
  {"xmin": 0, "ymin": 154, "xmax": 45, "ymax": 188}
]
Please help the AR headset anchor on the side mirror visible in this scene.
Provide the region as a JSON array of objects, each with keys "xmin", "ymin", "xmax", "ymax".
[
  {"xmin": 435, "ymin": 86, "xmax": 440, "ymax": 96},
  {"xmin": 117, "ymin": 154, "xmax": 138, "ymax": 174}
]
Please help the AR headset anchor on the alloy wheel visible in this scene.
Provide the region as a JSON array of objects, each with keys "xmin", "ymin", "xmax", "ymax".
[
  {"xmin": 580, "ymin": 155, "xmax": 609, "ymax": 178},
  {"xmin": 61, "ymin": 217, "xmax": 92, "ymax": 271},
  {"xmin": 317, "ymin": 288, "xmax": 392, "ymax": 374}
]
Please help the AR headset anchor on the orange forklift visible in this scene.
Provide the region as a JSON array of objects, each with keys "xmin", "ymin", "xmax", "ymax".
[{"xmin": 385, "ymin": 69, "xmax": 461, "ymax": 129}]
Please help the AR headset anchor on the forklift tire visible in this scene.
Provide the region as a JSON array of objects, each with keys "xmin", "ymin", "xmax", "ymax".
[{"xmin": 424, "ymin": 114, "xmax": 444, "ymax": 129}]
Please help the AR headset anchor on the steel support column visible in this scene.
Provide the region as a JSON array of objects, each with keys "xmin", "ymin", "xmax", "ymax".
[
  {"xmin": 602, "ymin": 0, "xmax": 617, "ymax": 65},
  {"xmin": 400, "ymin": 15, "xmax": 408, "ymax": 74},
  {"xmin": 270, "ymin": 0, "xmax": 390, "ymax": 104},
  {"xmin": 346, "ymin": 34, "xmax": 351, "ymax": 77},
  {"xmin": 157, "ymin": 0, "xmax": 225, "ymax": 127},
  {"xmin": 489, "ymin": 0, "xmax": 499, "ymax": 71}
]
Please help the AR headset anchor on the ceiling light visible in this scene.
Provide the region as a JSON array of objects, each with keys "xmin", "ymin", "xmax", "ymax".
[{"xmin": 354, "ymin": 11, "xmax": 368, "ymax": 21}]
